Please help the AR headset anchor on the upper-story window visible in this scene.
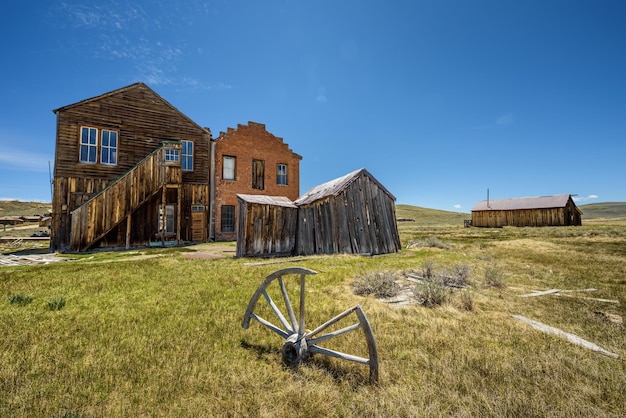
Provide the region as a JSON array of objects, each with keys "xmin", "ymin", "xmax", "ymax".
[
  {"xmin": 100, "ymin": 130, "xmax": 118, "ymax": 165},
  {"xmin": 181, "ymin": 140, "xmax": 193, "ymax": 171},
  {"xmin": 277, "ymin": 163, "xmax": 287, "ymax": 185},
  {"xmin": 223, "ymin": 156, "xmax": 236, "ymax": 180},
  {"xmin": 80, "ymin": 127, "xmax": 98, "ymax": 163},
  {"xmin": 80, "ymin": 126, "xmax": 118, "ymax": 165},
  {"xmin": 165, "ymin": 148, "xmax": 179, "ymax": 163},
  {"xmin": 252, "ymin": 159, "xmax": 265, "ymax": 190}
]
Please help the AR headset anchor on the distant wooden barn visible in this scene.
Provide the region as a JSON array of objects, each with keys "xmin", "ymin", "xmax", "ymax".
[
  {"xmin": 471, "ymin": 194, "xmax": 582, "ymax": 227},
  {"xmin": 295, "ymin": 169, "xmax": 401, "ymax": 256},
  {"xmin": 236, "ymin": 194, "xmax": 298, "ymax": 257}
]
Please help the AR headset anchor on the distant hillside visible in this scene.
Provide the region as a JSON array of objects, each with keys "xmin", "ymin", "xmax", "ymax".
[
  {"xmin": 579, "ymin": 202, "xmax": 626, "ymax": 219},
  {"xmin": 0, "ymin": 200, "xmax": 52, "ymax": 217},
  {"xmin": 395, "ymin": 204, "xmax": 469, "ymax": 226}
]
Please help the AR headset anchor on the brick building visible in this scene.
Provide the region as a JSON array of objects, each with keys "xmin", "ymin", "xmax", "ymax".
[{"xmin": 213, "ymin": 122, "xmax": 302, "ymax": 240}]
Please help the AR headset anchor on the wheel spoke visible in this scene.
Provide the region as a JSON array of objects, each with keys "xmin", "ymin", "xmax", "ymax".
[
  {"xmin": 308, "ymin": 345, "xmax": 370, "ymax": 365},
  {"xmin": 278, "ymin": 277, "xmax": 298, "ymax": 332},
  {"xmin": 299, "ymin": 273, "xmax": 306, "ymax": 333},
  {"xmin": 262, "ymin": 289, "xmax": 293, "ymax": 333},
  {"xmin": 308, "ymin": 323, "xmax": 361, "ymax": 345},
  {"xmin": 306, "ymin": 306, "xmax": 358, "ymax": 338},
  {"xmin": 249, "ymin": 313, "xmax": 290, "ymax": 339}
]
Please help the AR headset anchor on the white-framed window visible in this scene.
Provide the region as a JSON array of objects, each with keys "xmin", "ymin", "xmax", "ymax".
[
  {"xmin": 79, "ymin": 127, "xmax": 98, "ymax": 163},
  {"xmin": 165, "ymin": 148, "xmax": 179, "ymax": 163},
  {"xmin": 100, "ymin": 130, "xmax": 118, "ymax": 165},
  {"xmin": 182, "ymin": 140, "xmax": 193, "ymax": 171},
  {"xmin": 223, "ymin": 156, "xmax": 236, "ymax": 180},
  {"xmin": 277, "ymin": 163, "xmax": 287, "ymax": 185}
]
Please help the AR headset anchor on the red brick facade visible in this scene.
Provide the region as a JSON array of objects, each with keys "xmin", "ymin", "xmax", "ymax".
[{"xmin": 213, "ymin": 122, "xmax": 302, "ymax": 240}]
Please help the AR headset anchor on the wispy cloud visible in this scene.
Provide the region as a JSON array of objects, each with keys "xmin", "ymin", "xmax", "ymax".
[
  {"xmin": 495, "ymin": 113, "xmax": 514, "ymax": 127},
  {"xmin": 0, "ymin": 147, "xmax": 53, "ymax": 173},
  {"xmin": 454, "ymin": 204, "xmax": 462, "ymax": 209},
  {"xmin": 53, "ymin": 1, "xmax": 223, "ymax": 91},
  {"xmin": 572, "ymin": 194, "xmax": 599, "ymax": 202}
]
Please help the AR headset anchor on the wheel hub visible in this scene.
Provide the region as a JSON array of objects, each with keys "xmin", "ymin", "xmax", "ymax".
[{"xmin": 281, "ymin": 333, "xmax": 309, "ymax": 366}]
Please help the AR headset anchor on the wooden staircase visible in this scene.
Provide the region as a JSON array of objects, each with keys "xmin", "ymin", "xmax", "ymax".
[{"xmin": 69, "ymin": 143, "xmax": 182, "ymax": 251}]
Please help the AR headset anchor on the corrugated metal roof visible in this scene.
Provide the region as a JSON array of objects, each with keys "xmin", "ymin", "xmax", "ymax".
[
  {"xmin": 237, "ymin": 194, "xmax": 298, "ymax": 208},
  {"xmin": 295, "ymin": 168, "xmax": 395, "ymax": 206},
  {"xmin": 472, "ymin": 194, "xmax": 573, "ymax": 211}
]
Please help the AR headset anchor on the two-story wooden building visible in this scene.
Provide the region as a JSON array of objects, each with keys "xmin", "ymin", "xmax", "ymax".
[{"xmin": 50, "ymin": 83, "xmax": 301, "ymax": 252}]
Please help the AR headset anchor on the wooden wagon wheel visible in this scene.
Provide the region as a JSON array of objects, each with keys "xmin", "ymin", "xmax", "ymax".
[{"xmin": 242, "ymin": 267, "xmax": 379, "ymax": 383}]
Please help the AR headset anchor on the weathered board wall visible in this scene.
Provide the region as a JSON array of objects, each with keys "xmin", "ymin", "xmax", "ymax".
[
  {"xmin": 51, "ymin": 83, "xmax": 211, "ymax": 251},
  {"xmin": 296, "ymin": 173, "xmax": 400, "ymax": 256},
  {"xmin": 471, "ymin": 196, "xmax": 582, "ymax": 228},
  {"xmin": 236, "ymin": 195, "xmax": 298, "ymax": 257}
]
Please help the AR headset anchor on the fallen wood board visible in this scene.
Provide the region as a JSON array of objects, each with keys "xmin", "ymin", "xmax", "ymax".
[
  {"xmin": 520, "ymin": 289, "xmax": 560, "ymax": 298},
  {"xmin": 512, "ymin": 315, "xmax": 619, "ymax": 359},
  {"xmin": 555, "ymin": 294, "xmax": 620, "ymax": 304}
]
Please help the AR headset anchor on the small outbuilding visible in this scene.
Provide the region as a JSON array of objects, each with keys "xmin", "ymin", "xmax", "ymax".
[
  {"xmin": 236, "ymin": 194, "xmax": 298, "ymax": 257},
  {"xmin": 295, "ymin": 168, "xmax": 401, "ymax": 256},
  {"xmin": 471, "ymin": 194, "xmax": 582, "ymax": 227}
]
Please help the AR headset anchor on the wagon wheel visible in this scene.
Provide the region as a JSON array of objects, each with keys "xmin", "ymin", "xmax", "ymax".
[{"xmin": 242, "ymin": 267, "xmax": 379, "ymax": 383}]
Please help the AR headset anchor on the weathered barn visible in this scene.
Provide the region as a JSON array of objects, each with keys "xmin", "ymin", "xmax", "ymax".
[
  {"xmin": 471, "ymin": 194, "xmax": 582, "ymax": 227},
  {"xmin": 295, "ymin": 169, "xmax": 401, "ymax": 256},
  {"xmin": 236, "ymin": 194, "xmax": 298, "ymax": 257}
]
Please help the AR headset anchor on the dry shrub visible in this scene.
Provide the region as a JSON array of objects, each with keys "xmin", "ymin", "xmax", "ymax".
[{"xmin": 352, "ymin": 271, "xmax": 401, "ymax": 298}]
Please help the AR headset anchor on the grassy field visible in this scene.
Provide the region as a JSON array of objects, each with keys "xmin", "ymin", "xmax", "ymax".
[{"xmin": 1, "ymin": 204, "xmax": 625, "ymax": 417}]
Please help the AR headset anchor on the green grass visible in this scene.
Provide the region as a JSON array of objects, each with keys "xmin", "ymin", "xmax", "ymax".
[{"xmin": 1, "ymin": 210, "xmax": 625, "ymax": 416}]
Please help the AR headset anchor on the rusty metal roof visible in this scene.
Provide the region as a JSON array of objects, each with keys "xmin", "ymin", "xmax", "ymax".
[
  {"xmin": 295, "ymin": 168, "xmax": 395, "ymax": 206},
  {"xmin": 237, "ymin": 194, "xmax": 298, "ymax": 208},
  {"xmin": 472, "ymin": 194, "xmax": 575, "ymax": 211}
]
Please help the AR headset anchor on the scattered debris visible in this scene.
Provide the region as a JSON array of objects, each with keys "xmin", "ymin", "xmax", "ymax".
[
  {"xmin": 0, "ymin": 253, "xmax": 69, "ymax": 266},
  {"xmin": 512, "ymin": 315, "xmax": 619, "ymax": 359},
  {"xmin": 594, "ymin": 311, "xmax": 623, "ymax": 325},
  {"xmin": 517, "ymin": 288, "xmax": 619, "ymax": 304},
  {"xmin": 520, "ymin": 289, "xmax": 561, "ymax": 297}
]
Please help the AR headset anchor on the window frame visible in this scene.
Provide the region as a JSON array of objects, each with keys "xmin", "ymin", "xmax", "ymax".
[
  {"xmin": 221, "ymin": 205, "xmax": 235, "ymax": 233},
  {"xmin": 79, "ymin": 126, "xmax": 98, "ymax": 164},
  {"xmin": 223, "ymin": 155, "xmax": 236, "ymax": 180},
  {"xmin": 181, "ymin": 140, "xmax": 193, "ymax": 171},
  {"xmin": 277, "ymin": 163, "xmax": 288, "ymax": 185},
  {"xmin": 164, "ymin": 148, "xmax": 180, "ymax": 163},
  {"xmin": 100, "ymin": 129, "xmax": 118, "ymax": 166}
]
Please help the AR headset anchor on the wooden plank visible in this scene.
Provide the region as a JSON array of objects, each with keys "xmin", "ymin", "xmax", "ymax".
[{"xmin": 512, "ymin": 315, "xmax": 619, "ymax": 359}]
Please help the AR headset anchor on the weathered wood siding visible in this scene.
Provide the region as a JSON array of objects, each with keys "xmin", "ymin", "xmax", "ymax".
[
  {"xmin": 51, "ymin": 83, "xmax": 211, "ymax": 251},
  {"xmin": 471, "ymin": 208, "xmax": 565, "ymax": 228},
  {"xmin": 296, "ymin": 175, "xmax": 400, "ymax": 256},
  {"xmin": 69, "ymin": 146, "xmax": 181, "ymax": 251},
  {"xmin": 236, "ymin": 198, "xmax": 298, "ymax": 257}
]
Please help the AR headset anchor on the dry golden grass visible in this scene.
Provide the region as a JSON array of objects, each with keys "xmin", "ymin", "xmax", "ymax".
[{"xmin": 1, "ymin": 217, "xmax": 625, "ymax": 417}]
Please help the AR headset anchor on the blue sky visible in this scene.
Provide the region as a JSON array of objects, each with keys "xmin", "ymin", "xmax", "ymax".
[{"xmin": 1, "ymin": 0, "xmax": 624, "ymax": 212}]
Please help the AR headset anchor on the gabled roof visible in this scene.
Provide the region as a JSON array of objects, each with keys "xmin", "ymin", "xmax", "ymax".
[
  {"xmin": 52, "ymin": 82, "xmax": 209, "ymax": 134},
  {"xmin": 295, "ymin": 168, "xmax": 395, "ymax": 206},
  {"xmin": 472, "ymin": 194, "xmax": 578, "ymax": 211},
  {"xmin": 237, "ymin": 194, "xmax": 298, "ymax": 208}
]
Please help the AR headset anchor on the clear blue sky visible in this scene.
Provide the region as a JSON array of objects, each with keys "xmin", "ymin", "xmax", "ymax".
[{"xmin": 1, "ymin": 0, "xmax": 624, "ymax": 212}]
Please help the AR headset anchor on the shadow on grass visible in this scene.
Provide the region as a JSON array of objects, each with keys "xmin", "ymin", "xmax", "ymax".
[{"xmin": 240, "ymin": 339, "xmax": 371, "ymax": 387}]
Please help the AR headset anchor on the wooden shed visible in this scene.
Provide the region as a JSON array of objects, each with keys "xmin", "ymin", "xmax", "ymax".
[
  {"xmin": 295, "ymin": 168, "xmax": 401, "ymax": 256},
  {"xmin": 471, "ymin": 194, "xmax": 582, "ymax": 227},
  {"xmin": 236, "ymin": 194, "xmax": 298, "ymax": 257}
]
